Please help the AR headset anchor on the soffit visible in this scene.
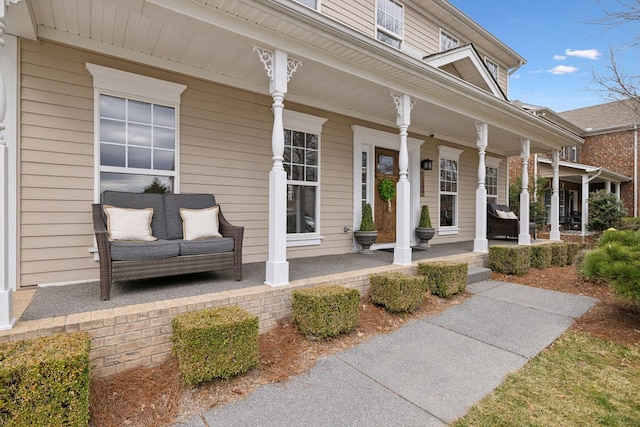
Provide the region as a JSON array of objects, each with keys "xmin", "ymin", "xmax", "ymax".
[{"xmin": 14, "ymin": 0, "xmax": 580, "ymax": 156}]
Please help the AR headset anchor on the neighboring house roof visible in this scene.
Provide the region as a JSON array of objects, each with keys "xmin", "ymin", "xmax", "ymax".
[
  {"xmin": 560, "ymin": 99, "xmax": 640, "ymax": 134},
  {"xmin": 512, "ymin": 100, "xmax": 584, "ymax": 137},
  {"xmin": 537, "ymin": 156, "xmax": 631, "ymax": 184}
]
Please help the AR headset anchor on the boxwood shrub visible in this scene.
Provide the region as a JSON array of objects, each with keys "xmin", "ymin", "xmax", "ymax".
[
  {"xmin": 489, "ymin": 245, "xmax": 531, "ymax": 276},
  {"xmin": 530, "ymin": 245, "xmax": 552, "ymax": 269},
  {"xmin": 172, "ymin": 305, "xmax": 259, "ymax": 386},
  {"xmin": 417, "ymin": 261, "xmax": 467, "ymax": 298},
  {"xmin": 0, "ymin": 332, "xmax": 91, "ymax": 427},
  {"xmin": 292, "ymin": 285, "xmax": 360, "ymax": 339},
  {"xmin": 369, "ymin": 272, "xmax": 427, "ymax": 313}
]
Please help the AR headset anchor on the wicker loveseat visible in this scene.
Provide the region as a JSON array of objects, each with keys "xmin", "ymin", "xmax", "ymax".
[
  {"xmin": 92, "ymin": 191, "xmax": 243, "ymax": 300},
  {"xmin": 487, "ymin": 203, "xmax": 519, "ymax": 239}
]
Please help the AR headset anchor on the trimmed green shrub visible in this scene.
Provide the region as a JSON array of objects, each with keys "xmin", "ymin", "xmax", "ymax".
[
  {"xmin": 0, "ymin": 332, "xmax": 91, "ymax": 427},
  {"xmin": 489, "ymin": 245, "xmax": 531, "ymax": 276},
  {"xmin": 172, "ymin": 305, "xmax": 259, "ymax": 386},
  {"xmin": 530, "ymin": 245, "xmax": 552, "ymax": 270},
  {"xmin": 565, "ymin": 242, "xmax": 582, "ymax": 265},
  {"xmin": 358, "ymin": 203, "xmax": 375, "ymax": 231},
  {"xmin": 581, "ymin": 230, "xmax": 640, "ymax": 305},
  {"xmin": 417, "ymin": 261, "xmax": 467, "ymax": 298},
  {"xmin": 369, "ymin": 272, "xmax": 427, "ymax": 313},
  {"xmin": 550, "ymin": 243, "xmax": 568, "ymax": 266},
  {"xmin": 620, "ymin": 217, "xmax": 640, "ymax": 231},
  {"xmin": 292, "ymin": 285, "xmax": 360, "ymax": 339}
]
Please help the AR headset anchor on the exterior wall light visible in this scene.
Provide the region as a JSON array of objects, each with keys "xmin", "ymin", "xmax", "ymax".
[{"xmin": 421, "ymin": 159, "xmax": 433, "ymax": 171}]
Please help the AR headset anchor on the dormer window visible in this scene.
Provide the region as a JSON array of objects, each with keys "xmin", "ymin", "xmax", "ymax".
[
  {"xmin": 440, "ymin": 29, "xmax": 459, "ymax": 52},
  {"xmin": 376, "ymin": 0, "xmax": 404, "ymax": 49},
  {"xmin": 485, "ymin": 57, "xmax": 499, "ymax": 82}
]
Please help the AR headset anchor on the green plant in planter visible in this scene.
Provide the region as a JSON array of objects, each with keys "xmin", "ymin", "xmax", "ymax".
[
  {"xmin": 355, "ymin": 203, "xmax": 377, "ymax": 254},
  {"xmin": 418, "ymin": 205, "xmax": 432, "ymax": 228},
  {"xmin": 416, "ymin": 205, "xmax": 435, "ymax": 249},
  {"xmin": 358, "ymin": 203, "xmax": 375, "ymax": 231}
]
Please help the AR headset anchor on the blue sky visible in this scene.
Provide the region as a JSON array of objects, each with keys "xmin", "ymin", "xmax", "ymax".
[{"xmin": 451, "ymin": 0, "xmax": 639, "ymax": 112}]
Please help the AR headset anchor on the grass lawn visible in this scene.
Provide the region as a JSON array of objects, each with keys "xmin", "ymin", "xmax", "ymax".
[{"xmin": 454, "ymin": 332, "xmax": 640, "ymax": 426}]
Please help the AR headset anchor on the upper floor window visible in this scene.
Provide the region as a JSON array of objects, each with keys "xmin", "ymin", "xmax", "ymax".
[
  {"xmin": 485, "ymin": 57, "xmax": 499, "ymax": 82},
  {"xmin": 376, "ymin": 0, "xmax": 404, "ymax": 49},
  {"xmin": 561, "ymin": 145, "xmax": 578, "ymax": 162},
  {"xmin": 294, "ymin": 0, "xmax": 319, "ymax": 10},
  {"xmin": 283, "ymin": 111, "xmax": 327, "ymax": 246},
  {"xmin": 86, "ymin": 63, "xmax": 187, "ymax": 196},
  {"xmin": 440, "ymin": 29, "xmax": 459, "ymax": 52}
]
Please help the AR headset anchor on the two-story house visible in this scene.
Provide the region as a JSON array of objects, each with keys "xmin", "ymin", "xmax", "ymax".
[{"xmin": 0, "ymin": 0, "xmax": 583, "ymax": 329}]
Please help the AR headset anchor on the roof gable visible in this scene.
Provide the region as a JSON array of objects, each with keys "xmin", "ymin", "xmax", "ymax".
[{"xmin": 423, "ymin": 44, "xmax": 506, "ymax": 100}]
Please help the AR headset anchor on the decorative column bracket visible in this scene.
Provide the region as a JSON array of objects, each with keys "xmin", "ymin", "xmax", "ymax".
[{"xmin": 253, "ymin": 46, "xmax": 302, "ymax": 83}]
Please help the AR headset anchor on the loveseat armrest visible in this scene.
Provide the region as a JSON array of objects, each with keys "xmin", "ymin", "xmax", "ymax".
[
  {"xmin": 217, "ymin": 206, "xmax": 244, "ymax": 281},
  {"xmin": 92, "ymin": 203, "xmax": 114, "ymax": 300}
]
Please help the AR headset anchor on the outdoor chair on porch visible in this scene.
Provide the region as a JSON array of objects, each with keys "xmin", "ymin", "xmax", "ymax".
[{"xmin": 487, "ymin": 203, "xmax": 519, "ymax": 239}]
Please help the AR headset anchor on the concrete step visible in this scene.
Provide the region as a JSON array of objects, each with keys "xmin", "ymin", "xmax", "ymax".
[{"xmin": 467, "ymin": 266, "xmax": 492, "ymax": 284}]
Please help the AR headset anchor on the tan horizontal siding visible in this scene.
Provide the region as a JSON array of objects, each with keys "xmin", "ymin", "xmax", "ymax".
[
  {"xmin": 322, "ymin": 0, "xmax": 375, "ymax": 36},
  {"xmin": 404, "ymin": 4, "xmax": 439, "ymax": 55}
]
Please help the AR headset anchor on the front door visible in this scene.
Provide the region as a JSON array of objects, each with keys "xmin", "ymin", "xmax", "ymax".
[{"xmin": 375, "ymin": 147, "xmax": 399, "ymax": 243}]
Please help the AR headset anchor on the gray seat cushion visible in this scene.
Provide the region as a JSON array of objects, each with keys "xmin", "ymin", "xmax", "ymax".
[
  {"xmin": 101, "ymin": 191, "xmax": 168, "ymax": 240},
  {"xmin": 164, "ymin": 193, "xmax": 218, "ymax": 240},
  {"xmin": 178, "ymin": 237, "xmax": 235, "ymax": 256},
  {"xmin": 110, "ymin": 240, "xmax": 180, "ymax": 261}
]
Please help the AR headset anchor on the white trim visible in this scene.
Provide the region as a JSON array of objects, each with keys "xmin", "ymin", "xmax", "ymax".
[
  {"xmin": 282, "ymin": 110, "xmax": 327, "ymax": 247},
  {"xmin": 352, "ymin": 125, "xmax": 423, "ymax": 250},
  {"xmin": 437, "ymin": 145, "xmax": 463, "ymax": 235},
  {"xmin": 485, "ymin": 155, "xmax": 502, "ymax": 169},
  {"xmin": 3, "ymin": 34, "xmax": 17, "ymax": 293}
]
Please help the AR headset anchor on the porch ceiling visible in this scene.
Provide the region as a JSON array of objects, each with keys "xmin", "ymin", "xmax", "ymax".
[{"xmin": 9, "ymin": 0, "xmax": 583, "ymax": 156}]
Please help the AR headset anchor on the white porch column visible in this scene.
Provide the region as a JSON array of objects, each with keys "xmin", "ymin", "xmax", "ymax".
[
  {"xmin": 605, "ymin": 181, "xmax": 611, "ymax": 193},
  {"xmin": 391, "ymin": 93, "xmax": 414, "ymax": 266},
  {"xmin": 581, "ymin": 174, "xmax": 589, "ymax": 236},
  {"xmin": 474, "ymin": 123, "xmax": 488, "ymax": 252},
  {"xmin": 0, "ymin": 11, "xmax": 14, "ymax": 330},
  {"xmin": 255, "ymin": 47, "xmax": 302, "ymax": 287},
  {"xmin": 549, "ymin": 150, "xmax": 561, "ymax": 241},
  {"xmin": 519, "ymin": 138, "xmax": 531, "ymax": 245}
]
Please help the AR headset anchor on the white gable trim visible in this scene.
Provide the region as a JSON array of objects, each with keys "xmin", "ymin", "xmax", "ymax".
[{"xmin": 423, "ymin": 45, "xmax": 504, "ymax": 99}]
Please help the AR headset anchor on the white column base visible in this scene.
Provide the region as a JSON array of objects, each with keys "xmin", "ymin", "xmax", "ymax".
[
  {"xmin": 0, "ymin": 290, "xmax": 15, "ymax": 331},
  {"xmin": 393, "ymin": 246, "xmax": 412, "ymax": 266},
  {"xmin": 265, "ymin": 260, "xmax": 289, "ymax": 287},
  {"xmin": 549, "ymin": 230, "xmax": 561, "ymax": 241},
  {"xmin": 518, "ymin": 234, "xmax": 531, "ymax": 245},
  {"xmin": 393, "ymin": 180, "xmax": 412, "ymax": 266},
  {"xmin": 473, "ymin": 239, "xmax": 488, "ymax": 252}
]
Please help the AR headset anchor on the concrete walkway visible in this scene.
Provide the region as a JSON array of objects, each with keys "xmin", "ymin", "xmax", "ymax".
[{"xmin": 175, "ymin": 279, "xmax": 597, "ymax": 426}]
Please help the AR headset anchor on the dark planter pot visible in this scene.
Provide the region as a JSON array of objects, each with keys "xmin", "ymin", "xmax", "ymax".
[
  {"xmin": 415, "ymin": 227, "xmax": 435, "ymax": 249},
  {"xmin": 354, "ymin": 231, "xmax": 378, "ymax": 254}
]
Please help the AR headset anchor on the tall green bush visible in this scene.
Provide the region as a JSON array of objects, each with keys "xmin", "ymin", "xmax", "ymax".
[
  {"xmin": 587, "ymin": 189, "xmax": 626, "ymax": 232},
  {"xmin": 581, "ymin": 230, "xmax": 640, "ymax": 305}
]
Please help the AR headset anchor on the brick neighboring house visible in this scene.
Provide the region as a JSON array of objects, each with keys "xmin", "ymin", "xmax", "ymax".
[{"xmin": 509, "ymin": 99, "xmax": 637, "ymax": 231}]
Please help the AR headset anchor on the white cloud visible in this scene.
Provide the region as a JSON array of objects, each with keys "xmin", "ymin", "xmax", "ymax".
[
  {"xmin": 530, "ymin": 69, "xmax": 544, "ymax": 74},
  {"xmin": 549, "ymin": 65, "xmax": 579, "ymax": 75},
  {"xmin": 511, "ymin": 74, "xmax": 521, "ymax": 79},
  {"xmin": 565, "ymin": 49, "xmax": 601, "ymax": 60},
  {"xmin": 554, "ymin": 54, "xmax": 567, "ymax": 60}
]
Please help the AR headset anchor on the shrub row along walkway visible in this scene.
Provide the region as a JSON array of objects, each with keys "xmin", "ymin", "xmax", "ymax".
[{"xmin": 175, "ymin": 278, "xmax": 596, "ymax": 426}]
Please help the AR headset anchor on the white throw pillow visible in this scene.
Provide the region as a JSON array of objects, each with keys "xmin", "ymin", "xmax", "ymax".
[
  {"xmin": 180, "ymin": 206, "xmax": 222, "ymax": 240},
  {"xmin": 495, "ymin": 209, "xmax": 508, "ymax": 219},
  {"xmin": 506, "ymin": 211, "xmax": 518, "ymax": 219},
  {"xmin": 103, "ymin": 205, "xmax": 156, "ymax": 242}
]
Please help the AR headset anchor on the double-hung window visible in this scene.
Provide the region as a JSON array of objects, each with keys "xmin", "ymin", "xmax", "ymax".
[
  {"xmin": 486, "ymin": 156, "xmax": 501, "ymax": 204},
  {"xmin": 376, "ymin": 0, "xmax": 404, "ymax": 49},
  {"xmin": 440, "ymin": 29, "xmax": 459, "ymax": 52},
  {"xmin": 87, "ymin": 64, "xmax": 186, "ymax": 195},
  {"xmin": 283, "ymin": 111, "xmax": 327, "ymax": 246},
  {"xmin": 438, "ymin": 146, "xmax": 463, "ymax": 234}
]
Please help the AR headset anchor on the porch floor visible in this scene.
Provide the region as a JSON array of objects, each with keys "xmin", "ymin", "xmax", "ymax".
[{"xmin": 16, "ymin": 239, "xmax": 530, "ymax": 322}]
